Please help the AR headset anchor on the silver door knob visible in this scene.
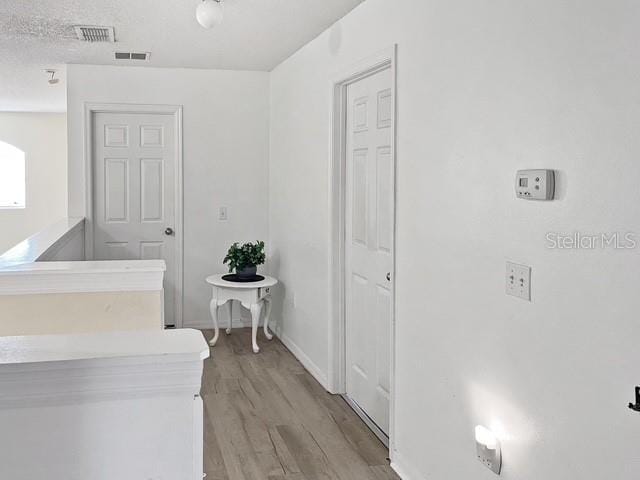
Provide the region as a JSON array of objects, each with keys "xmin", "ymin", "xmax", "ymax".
[
  {"xmin": 164, "ymin": 227, "xmax": 174, "ymax": 236},
  {"xmin": 386, "ymin": 272, "xmax": 391, "ymax": 281}
]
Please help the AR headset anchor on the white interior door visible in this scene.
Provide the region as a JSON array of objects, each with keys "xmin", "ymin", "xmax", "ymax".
[
  {"xmin": 345, "ymin": 67, "xmax": 394, "ymax": 436},
  {"xmin": 92, "ymin": 111, "xmax": 177, "ymax": 326}
]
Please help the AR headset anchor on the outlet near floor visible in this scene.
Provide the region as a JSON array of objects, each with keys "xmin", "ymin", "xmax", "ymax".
[{"xmin": 506, "ymin": 261, "xmax": 531, "ymax": 301}]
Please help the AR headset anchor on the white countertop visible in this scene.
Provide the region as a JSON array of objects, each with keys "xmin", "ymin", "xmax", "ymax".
[{"xmin": 0, "ymin": 328, "xmax": 209, "ymax": 366}]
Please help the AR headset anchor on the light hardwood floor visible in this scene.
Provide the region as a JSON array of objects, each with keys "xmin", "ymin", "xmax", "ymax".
[{"xmin": 200, "ymin": 328, "xmax": 399, "ymax": 480}]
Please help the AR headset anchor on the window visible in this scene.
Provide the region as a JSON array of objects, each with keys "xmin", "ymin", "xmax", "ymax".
[{"xmin": 0, "ymin": 141, "xmax": 25, "ymax": 208}]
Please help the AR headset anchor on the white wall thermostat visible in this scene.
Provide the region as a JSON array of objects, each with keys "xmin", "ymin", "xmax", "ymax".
[{"xmin": 515, "ymin": 169, "xmax": 555, "ymax": 200}]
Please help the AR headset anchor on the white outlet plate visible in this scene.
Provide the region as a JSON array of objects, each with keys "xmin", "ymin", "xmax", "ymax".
[
  {"xmin": 506, "ymin": 262, "xmax": 531, "ymax": 301},
  {"xmin": 219, "ymin": 206, "xmax": 228, "ymax": 221},
  {"xmin": 476, "ymin": 442, "xmax": 502, "ymax": 474}
]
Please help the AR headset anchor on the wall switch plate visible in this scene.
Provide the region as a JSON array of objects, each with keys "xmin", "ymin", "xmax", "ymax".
[
  {"xmin": 218, "ymin": 206, "xmax": 228, "ymax": 221},
  {"xmin": 506, "ymin": 262, "xmax": 531, "ymax": 301}
]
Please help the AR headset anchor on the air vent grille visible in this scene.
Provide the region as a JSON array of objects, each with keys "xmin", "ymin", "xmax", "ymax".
[
  {"xmin": 74, "ymin": 25, "xmax": 115, "ymax": 42},
  {"xmin": 114, "ymin": 52, "xmax": 150, "ymax": 61}
]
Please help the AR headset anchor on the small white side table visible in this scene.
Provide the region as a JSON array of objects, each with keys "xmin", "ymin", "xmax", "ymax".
[{"xmin": 205, "ymin": 274, "xmax": 278, "ymax": 353}]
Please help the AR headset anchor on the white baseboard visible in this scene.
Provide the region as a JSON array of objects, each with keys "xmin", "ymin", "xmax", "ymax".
[
  {"xmin": 276, "ymin": 330, "xmax": 329, "ymax": 390},
  {"xmin": 183, "ymin": 319, "xmax": 252, "ymax": 330},
  {"xmin": 390, "ymin": 449, "xmax": 423, "ymax": 480}
]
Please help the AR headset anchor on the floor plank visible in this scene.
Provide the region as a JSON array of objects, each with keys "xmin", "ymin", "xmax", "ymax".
[
  {"xmin": 200, "ymin": 328, "xmax": 398, "ymax": 480},
  {"xmin": 369, "ymin": 465, "xmax": 400, "ymax": 480}
]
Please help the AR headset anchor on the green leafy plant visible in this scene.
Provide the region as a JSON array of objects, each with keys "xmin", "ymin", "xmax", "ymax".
[{"xmin": 223, "ymin": 241, "xmax": 266, "ymax": 273}]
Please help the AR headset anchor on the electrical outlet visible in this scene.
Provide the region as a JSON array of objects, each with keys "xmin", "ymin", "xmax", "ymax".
[
  {"xmin": 506, "ymin": 261, "xmax": 531, "ymax": 301},
  {"xmin": 476, "ymin": 441, "xmax": 502, "ymax": 474},
  {"xmin": 475, "ymin": 425, "xmax": 502, "ymax": 475},
  {"xmin": 218, "ymin": 206, "xmax": 228, "ymax": 221}
]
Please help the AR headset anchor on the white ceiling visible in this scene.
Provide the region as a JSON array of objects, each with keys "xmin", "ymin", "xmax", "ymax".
[{"xmin": 0, "ymin": 0, "xmax": 365, "ymax": 112}]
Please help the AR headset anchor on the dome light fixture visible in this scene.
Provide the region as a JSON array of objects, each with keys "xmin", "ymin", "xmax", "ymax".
[{"xmin": 197, "ymin": 0, "xmax": 224, "ymax": 29}]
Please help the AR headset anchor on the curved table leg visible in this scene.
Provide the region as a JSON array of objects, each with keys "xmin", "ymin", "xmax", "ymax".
[
  {"xmin": 226, "ymin": 300, "xmax": 233, "ymax": 335},
  {"xmin": 263, "ymin": 296, "xmax": 273, "ymax": 340},
  {"xmin": 250, "ymin": 301, "xmax": 263, "ymax": 353},
  {"xmin": 208, "ymin": 299, "xmax": 219, "ymax": 347}
]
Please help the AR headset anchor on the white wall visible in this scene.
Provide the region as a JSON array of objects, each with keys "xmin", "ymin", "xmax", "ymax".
[
  {"xmin": 0, "ymin": 113, "xmax": 67, "ymax": 254},
  {"xmin": 269, "ymin": 0, "xmax": 640, "ymax": 478},
  {"xmin": 67, "ymin": 65, "xmax": 270, "ymax": 328}
]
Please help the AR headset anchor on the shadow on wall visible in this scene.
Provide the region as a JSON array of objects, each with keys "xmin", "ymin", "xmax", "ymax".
[
  {"xmin": 553, "ymin": 170, "xmax": 567, "ymax": 201},
  {"xmin": 328, "ymin": 23, "xmax": 343, "ymax": 56},
  {"xmin": 267, "ymin": 249, "xmax": 286, "ymax": 334}
]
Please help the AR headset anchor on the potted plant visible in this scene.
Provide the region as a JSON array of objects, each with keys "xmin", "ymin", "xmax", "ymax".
[{"xmin": 223, "ymin": 241, "xmax": 266, "ymax": 279}]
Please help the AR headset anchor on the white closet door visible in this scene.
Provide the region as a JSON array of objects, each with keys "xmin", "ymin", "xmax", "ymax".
[{"xmin": 345, "ymin": 67, "xmax": 394, "ymax": 435}]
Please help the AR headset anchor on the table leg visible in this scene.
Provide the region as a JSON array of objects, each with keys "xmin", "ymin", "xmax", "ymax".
[
  {"xmin": 250, "ymin": 301, "xmax": 263, "ymax": 353},
  {"xmin": 263, "ymin": 296, "xmax": 273, "ymax": 340},
  {"xmin": 225, "ymin": 300, "xmax": 233, "ymax": 335},
  {"xmin": 209, "ymin": 299, "xmax": 219, "ymax": 347}
]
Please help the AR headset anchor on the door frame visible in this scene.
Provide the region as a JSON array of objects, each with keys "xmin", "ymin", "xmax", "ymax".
[
  {"xmin": 328, "ymin": 46, "xmax": 397, "ymax": 448},
  {"xmin": 83, "ymin": 102, "xmax": 184, "ymax": 328}
]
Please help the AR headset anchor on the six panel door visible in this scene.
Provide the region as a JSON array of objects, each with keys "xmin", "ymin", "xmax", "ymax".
[
  {"xmin": 93, "ymin": 112, "xmax": 177, "ymax": 326},
  {"xmin": 345, "ymin": 67, "xmax": 394, "ymax": 435}
]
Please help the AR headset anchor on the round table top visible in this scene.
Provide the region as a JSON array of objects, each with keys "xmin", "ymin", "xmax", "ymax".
[{"xmin": 205, "ymin": 273, "xmax": 278, "ymax": 289}]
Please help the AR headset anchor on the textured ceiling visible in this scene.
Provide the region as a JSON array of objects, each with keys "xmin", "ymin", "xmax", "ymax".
[{"xmin": 0, "ymin": 0, "xmax": 365, "ymax": 112}]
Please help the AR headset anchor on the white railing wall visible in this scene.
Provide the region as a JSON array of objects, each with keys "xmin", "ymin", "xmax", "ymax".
[
  {"xmin": 0, "ymin": 217, "xmax": 166, "ymax": 336},
  {"xmin": 0, "ymin": 217, "xmax": 85, "ymax": 268},
  {"xmin": 0, "ymin": 219, "xmax": 207, "ymax": 480},
  {"xmin": 0, "ymin": 329, "xmax": 208, "ymax": 480}
]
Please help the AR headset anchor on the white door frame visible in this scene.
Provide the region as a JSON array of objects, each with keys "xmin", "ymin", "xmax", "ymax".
[
  {"xmin": 83, "ymin": 102, "xmax": 184, "ymax": 328},
  {"xmin": 328, "ymin": 46, "xmax": 397, "ymax": 449}
]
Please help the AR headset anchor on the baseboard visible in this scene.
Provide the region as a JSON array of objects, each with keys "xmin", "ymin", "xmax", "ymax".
[
  {"xmin": 183, "ymin": 319, "xmax": 253, "ymax": 330},
  {"xmin": 390, "ymin": 450, "xmax": 423, "ymax": 480},
  {"xmin": 276, "ymin": 330, "xmax": 329, "ymax": 390}
]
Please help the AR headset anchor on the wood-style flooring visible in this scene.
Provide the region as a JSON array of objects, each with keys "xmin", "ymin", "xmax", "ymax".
[{"xmin": 200, "ymin": 328, "xmax": 399, "ymax": 480}]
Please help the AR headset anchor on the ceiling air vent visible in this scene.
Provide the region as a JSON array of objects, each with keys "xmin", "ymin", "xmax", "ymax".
[
  {"xmin": 74, "ymin": 25, "xmax": 115, "ymax": 42},
  {"xmin": 114, "ymin": 52, "xmax": 151, "ymax": 61}
]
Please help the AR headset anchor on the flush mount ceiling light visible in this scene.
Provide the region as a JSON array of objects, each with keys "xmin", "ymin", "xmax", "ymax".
[
  {"xmin": 45, "ymin": 69, "xmax": 59, "ymax": 85},
  {"xmin": 196, "ymin": 0, "xmax": 224, "ymax": 29}
]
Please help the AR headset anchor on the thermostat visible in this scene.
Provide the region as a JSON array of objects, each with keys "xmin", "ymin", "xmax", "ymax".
[{"xmin": 515, "ymin": 169, "xmax": 555, "ymax": 200}]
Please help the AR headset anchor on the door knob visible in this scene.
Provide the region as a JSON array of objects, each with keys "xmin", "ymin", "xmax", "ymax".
[
  {"xmin": 386, "ymin": 272, "xmax": 391, "ymax": 281},
  {"xmin": 164, "ymin": 227, "xmax": 174, "ymax": 236}
]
